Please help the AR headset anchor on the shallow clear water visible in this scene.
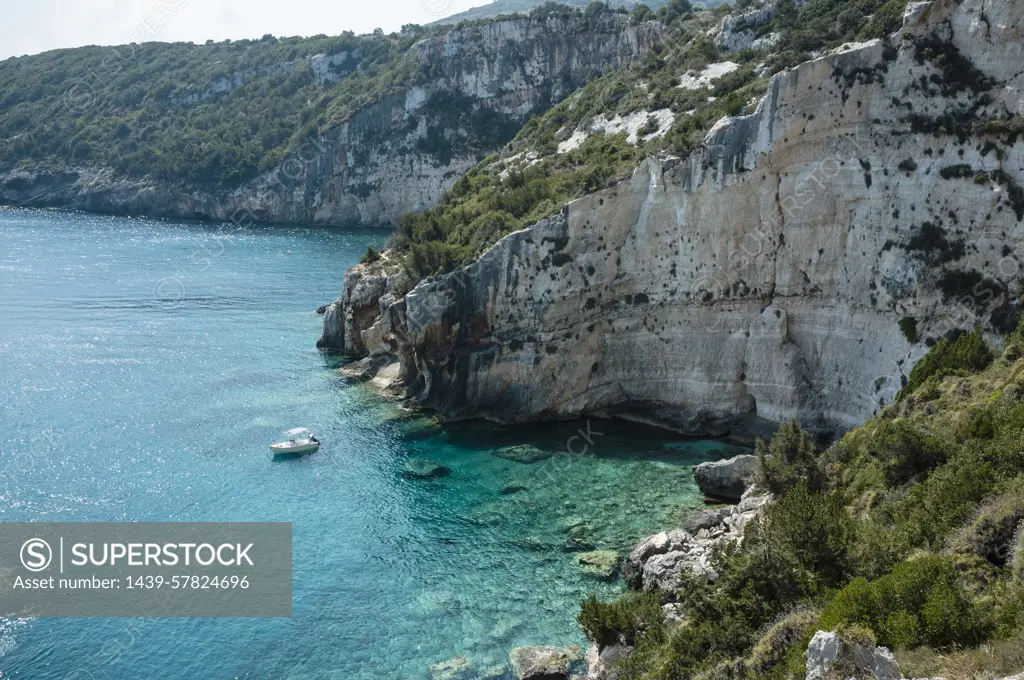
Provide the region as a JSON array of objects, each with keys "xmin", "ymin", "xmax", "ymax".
[{"xmin": 0, "ymin": 207, "xmax": 747, "ymax": 679}]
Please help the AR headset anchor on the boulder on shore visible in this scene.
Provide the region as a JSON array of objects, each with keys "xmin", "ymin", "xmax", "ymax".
[
  {"xmin": 509, "ymin": 645, "xmax": 582, "ymax": 680},
  {"xmin": 624, "ymin": 488, "xmax": 769, "ymax": 592},
  {"xmin": 804, "ymin": 630, "xmax": 900, "ymax": 680},
  {"xmin": 680, "ymin": 508, "xmax": 730, "ymax": 535},
  {"xmin": 586, "ymin": 643, "xmax": 632, "ymax": 680},
  {"xmin": 622, "ymin": 529, "xmax": 718, "ymax": 591},
  {"xmin": 693, "ymin": 454, "xmax": 757, "ymax": 502}
]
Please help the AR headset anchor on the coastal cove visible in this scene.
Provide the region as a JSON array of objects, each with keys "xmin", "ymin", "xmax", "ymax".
[{"xmin": 0, "ymin": 208, "xmax": 748, "ymax": 679}]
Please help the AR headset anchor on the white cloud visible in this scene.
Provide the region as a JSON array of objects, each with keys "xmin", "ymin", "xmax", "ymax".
[{"xmin": 0, "ymin": 0, "xmax": 495, "ymax": 60}]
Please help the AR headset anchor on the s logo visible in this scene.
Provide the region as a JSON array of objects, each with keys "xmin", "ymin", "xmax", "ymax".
[{"xmin": 20, "ymin": 538, "xmax": 52, "ymax": 572}]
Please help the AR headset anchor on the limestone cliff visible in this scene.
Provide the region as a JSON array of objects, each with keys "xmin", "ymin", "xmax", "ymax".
[
  {"xmin": 324, "ymin": 0, "xmax": 1024, "ymax": 436},
  {"xmin": 0, "ymin": 14, "xmax": 661, "ymax": 227}
]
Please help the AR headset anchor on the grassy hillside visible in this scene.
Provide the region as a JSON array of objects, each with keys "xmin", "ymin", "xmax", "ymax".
[
  {"xmin": 578, "ymin": 324, "xmax": 1024, "ymax": 679},
  {"xmin": 432, "ymin": 0, "xmax": 675, "ymax": 24},
  {"xmin": 381, "ymin": 0, "xmax": 907, "ymax": 286}
]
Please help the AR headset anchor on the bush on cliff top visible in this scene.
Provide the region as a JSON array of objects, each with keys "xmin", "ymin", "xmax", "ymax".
[
  {"xmin": 755, "ymin": 419, "xmax": 825, "ymax": 496},
  {"xmin": 896, "ymin": 327, "xmax": 994, "ymax": 401},
  {"xmin": 820, "ymin": 555, "xmax": 988, "ymax": 649},
  {"xmin": 392, "ymin": 132, "xmax": 640, "ymax": 279},
  {"xmin": 579, "ymin": 591, "xmax": 665, "ymax": 648}
]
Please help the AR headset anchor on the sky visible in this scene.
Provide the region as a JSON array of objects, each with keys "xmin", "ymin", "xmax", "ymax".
[{"xmin": 0, "ymin": 0, "xmax": 496, "ymax": 60}]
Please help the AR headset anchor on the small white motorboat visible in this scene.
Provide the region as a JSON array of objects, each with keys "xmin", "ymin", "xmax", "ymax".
[{"xmin": 270, "ymin": 428, "xmax": 320, "ymax": 455}]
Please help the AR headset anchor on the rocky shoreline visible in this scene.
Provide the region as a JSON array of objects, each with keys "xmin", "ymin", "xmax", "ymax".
[
  {"xmin": 495, "ymin": 454, "xmax": 1024, "ymax": 680},
  {"xmin": 414, "ymin": 454, "xmax": 767, "ymax": 680}
]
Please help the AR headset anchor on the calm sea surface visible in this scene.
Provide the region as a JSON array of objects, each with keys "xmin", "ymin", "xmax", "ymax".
[{"xmin": 0, "ymin": 207, "xmax": 742, "ymax": 679}]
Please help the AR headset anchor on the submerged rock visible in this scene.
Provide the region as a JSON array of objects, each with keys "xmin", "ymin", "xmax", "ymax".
[
  {"xmin": 509, "ymin": 645, "xmax": 583, "ymax": 680},
  {"xmin": 493, "ymin": 444, "xmax": 553, "ymax": 464},
  {"xmin": 693, "ymin": 455, "xmax": 757, "ymax": 502},
  {"xmin": 577, "ymin": 550, "xmax": 620, "ymax": 580},
  {"xmin": 404, "ymin": 459, "xmax": 451, "ymax": 479},
  {"xmin": 397, "ymin": 419, "xmax": 443, "ymax": 441},
  {"xmin": 429, "ymin": 655, "xmax": 473, "ymax": 680},
  {"xmin": 508, "ymin": 535, "xmax": 557, "ymax": 552},
  {"xmin": 564, "ymin": 523, "xmax": 596, "ymax": 552},
  {"xmin": 479, "ymin": 665, "xmax": 512, "ymax": 680}
]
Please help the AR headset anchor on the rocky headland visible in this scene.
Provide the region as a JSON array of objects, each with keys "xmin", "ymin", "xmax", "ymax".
[{"xmin": 321, "ymin": 0, "xmax": 1024, "ymax": 441}]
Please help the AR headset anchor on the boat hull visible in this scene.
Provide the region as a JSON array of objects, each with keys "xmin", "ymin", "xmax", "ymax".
[{"xmin": 269, "ymin": 441, "xmax": 320, "ymax": 455}]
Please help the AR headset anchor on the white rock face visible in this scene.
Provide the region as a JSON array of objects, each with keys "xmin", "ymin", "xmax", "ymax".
[
  {"xmin": 0, "ymin": 15, "xmax": 662, "ymax": 228},
  {"xmin": 678, "ymin": 61, "xmax": 740, "ymax": 90},
  {"xmin": 714, "ymin": 6, "xmax": 776, "ymax": 52},
  {"xmin": 693, "ymin": 454, "xmax": 758, "ymax": 501},
  {"xmin": 805, "ymin": 631, "xmax": 901, "ymax": 680},
  {"xmin": 589, "ymin": 109, "xmax": 676, "ymax": 145},
  {"xmin": 622, "ymin": 488, "xmax": 768, "ymax": 592},
  {"xmin": 329, "ymin": 0, "xmax": 1024, "ymax": 437},
  {"xmin": 558, "ymin": 108, "xmax": 675, "ymax": 153}
]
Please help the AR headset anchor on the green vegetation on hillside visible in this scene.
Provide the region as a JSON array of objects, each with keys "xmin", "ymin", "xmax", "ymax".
[
  {"xmin": 0, "ymin": 30, "xmax": 435, "ymax": 187},
  {"xmin": 430, "ymin": 0, "xmax": 676, "ymax": 25},
  {"xmin": 0, "ymin": 2, "xmax": 630, "ymax": 189},
  {"xmin": 577, "ymin": 323, "xmax": 1024, "ymax": 679}
]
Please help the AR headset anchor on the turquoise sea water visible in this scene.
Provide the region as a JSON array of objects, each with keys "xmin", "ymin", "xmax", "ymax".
[{"xmin": 0, "ymin": 207, "xmax": 746, "ymax": 679}]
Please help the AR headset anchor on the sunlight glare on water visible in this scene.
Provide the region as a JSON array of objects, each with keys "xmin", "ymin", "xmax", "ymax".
[{"xmin": 0, "ymin": 207, "xmax": 746, "ymax": 679}]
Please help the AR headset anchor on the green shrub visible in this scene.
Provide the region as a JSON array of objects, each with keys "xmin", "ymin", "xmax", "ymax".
[
  {"xmin": 756, "ymin": 420, "xmax": 824, "ymax": 496},
  {"xmin": 954, "ymin": 479, "xmax": 1024, "ymax": 567},
  {"xmin": 360, "ymin": 246, "xmax": 381, "ymax": 264},
  {"xmin": 760, "ymin": 482, "xmax": 855, "ymax": 586},
  {"xmin": 578, "ymin": 591, "xmax": 665, "ymax": 649},
  {"xmin": 903, "ymin": 221, "xmax": 966, "ymax": 266},
  {"xmin": 888, "ymin": 448, "xmax": 1001, "ymax": 549},
  {"xmin": 746, "ymin": 608, "xmax": 819, "ymax": 677},
  {"xmin": 939, "ymin": 164, "xmax": 975, "ymax": 180},
  {"xmin": 899, "ymin": 317, "xmax": 919, "ymax": 344},
  {"xmin": 850, "ymin": 520, "xmax": 912, "ymax": 580},
  {"xmin": 821, "ymin": 555, "xmax": 988, "ymax": 649},
  {"xmin": 864, "ymin": 419, "xmax": 951, "ymax": 486},
  {"xmin": 897, "ymin": 328, "xmax": 993, "ymax": 401},
  {"xmin": 897, "ymin": 158, "xmax": 918, "ymax": 173}
]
